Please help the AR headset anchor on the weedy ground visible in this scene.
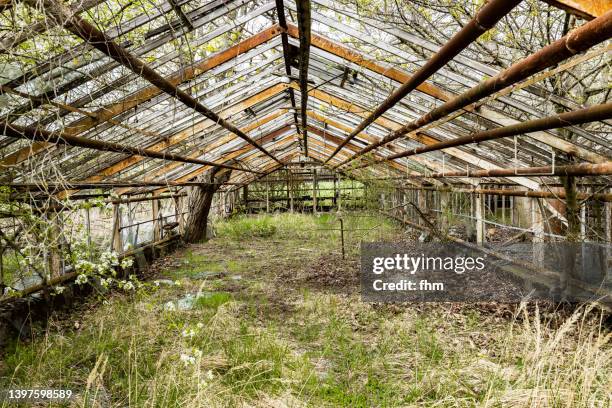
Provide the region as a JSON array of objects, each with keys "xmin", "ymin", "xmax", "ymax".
[{"xmin": 0, "ymin": 213, "xmax": 610, "ymax": 407}]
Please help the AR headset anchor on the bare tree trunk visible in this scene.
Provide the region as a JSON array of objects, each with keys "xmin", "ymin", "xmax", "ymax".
[{"xmin": 183, "ymin": 168, "xmax": 231, "ymax": 243}]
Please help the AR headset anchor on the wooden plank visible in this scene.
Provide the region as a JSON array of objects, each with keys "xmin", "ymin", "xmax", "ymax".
[{"xmin": 542, "ymin": 0, "xmax": 610, "ymax": 19}]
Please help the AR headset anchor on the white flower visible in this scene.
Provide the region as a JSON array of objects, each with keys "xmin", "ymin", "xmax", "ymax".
[
  {"xmin": 54, "ymin": 286, "xmax": 65, "ymax": 294},
  {"xmin": 100, "ymin": 278, "xmax": 112, "ymax": 288},
  {"xmin": 75, "ymin": 274, "xmax": 88, "ymax": 285},
  {"xmin": 206, "ymin": 370, "xmax": 214, "ymax": 380},
  {"xmin": 121, "ymin": 257, "xmax": 134, "ymax": 269},
  {"xmin": 154, "ymin": 281, "xmax": 160, "ymax": 286},
  {"xmin": 164, "ymin": 301, "xmax": 176, "ymax": 311},
  {"xmin": 123, "ymin": 281, "xmax": 135, "ymax": 291},
  {"xmin": 196, "ymin": 322, "xmax": 204, "ymax": 329},
  {"xmin": 76, "ymin": 260, "xmax": 96, "ymax": 275},
  {"xmin": 96, "ymin": 263, "xmax": 110, "ymax": 275},
  {"xmin": 180, "ymin": 353, "xmax": 196, "ymax": 365},
  {"xmin": 100, "ymin": 251, "xmax": 119, "ymax": 267},
  {"xmin": 4, "ymin": 287, "xmax": 18, "ymax": 297},
  {"xmin": 181, "ymin": 328, "xmax": 196, "ymax": 338}
]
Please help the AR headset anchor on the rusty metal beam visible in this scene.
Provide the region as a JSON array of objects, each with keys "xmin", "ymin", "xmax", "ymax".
[
  {"xmin": 365, "ymin": 102, "xmax": 612, "ymax": 166},
  {"xmin": 397, "ymin": 161, "xmax": 612, "ymax": 179},
  {"xmin": 398, "ymin": 185, "xmax": 612, "ymax": 202},
  {"xmin": 0, "ymin": 84, "xmax": 162, "ymax": 139},
  {"xmin": 0, "ymin": 0, "xmax": 12, "ymax": 12},
  {"xmin": 336, "ymin": 10, "xmax": 612, "ymax": 168},
  {"xmin": 286, "ymin": 82, "xmax": 539, "ymax": 190},
  {"xmin": 5, "ymin": 181, "xmax": 225, "ymax": 191},
  {"xmin": 225, "ymin": 151, "xmax": 300, "ymax": 191},
  {"xmin": 166, "ymin": 136, "xmax": 298, "ymax": 193},
  {"xmin": 326, "ymin": 0, "xmax": 522, "ymax": 162},
  {"xmin": 305, "ymin": 125, "xmax": 407, "ymax": 174},
  {"xmin": 0, "ymin": 121, "xmax": 259, "ymax": 173},
  {"xmin": 123, "ymin": 110, "xmax": 290, "ymax": 185},
  {"xmin": 295, "ymin": 0, "xmax": 312, "ymax": 154},
  {"xmin": 37, "ymin": 0, "xmax": 282, "ymax": 164},
  {"xmin": 542, "ymin": 0, "xmax": 611, "ymax": 19},
  {"xmin": 288, "ymin": 22, "xmax": 604, "ymax": 164},
  {"xmin": 130, "ymin": 126, "xmax": 296, "ymax": 195}
]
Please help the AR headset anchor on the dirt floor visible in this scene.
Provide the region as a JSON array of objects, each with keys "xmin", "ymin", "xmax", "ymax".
[{"xmin": 0, "ymin": 213, "xmax": 610, "ymax": 407}]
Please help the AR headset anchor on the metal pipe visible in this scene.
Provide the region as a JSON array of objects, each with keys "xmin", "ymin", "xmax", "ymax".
[
  {"xmin": 5, "ymin": 181, "xmax": 229, "ymax": 190},
  {"xmin": 38, "ymin": 0, "xmax": 282, "ymax": 165},
  {"xmin": 0, "ymin": 121, "xmax": 258, "ymax": 173},
  {"xmin": 326, "ymin": 0, "xmax": 522, "ymax": 162},
  {"xmin": 336, "ymin": 10, "xmax": 612, "ymax": 168},
  {"xmin": 406, "ymin": 161, "xmax": 612, "ymax": 178},
  {"xmin": 295, "ymin": 0, "xmax": 312, "ymax": 154},
  {"xmin": 367, "ymin": 102, "xmax": 612, "ymax": 165},
  {"xmin": 396, "ymin": 185, "xmax": 612, "ymax": 202}
]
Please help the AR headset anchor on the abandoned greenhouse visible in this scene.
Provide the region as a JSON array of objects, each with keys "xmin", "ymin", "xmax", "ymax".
[{"xmin": 0, "ymin": 0, "xmax": 611, "ymax": 405}]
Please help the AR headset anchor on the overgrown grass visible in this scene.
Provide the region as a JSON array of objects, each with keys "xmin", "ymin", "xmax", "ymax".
[
  {"xmin": 1, "ymin": 213, "xmax": 609, "ymax": 407},
  {"xmin": 215, "ymin": 212, "xmax": 398, "ymax": 255},
  {"xmin": 195, "ymin": 292, "xmax": 231, "ymax": 309}
]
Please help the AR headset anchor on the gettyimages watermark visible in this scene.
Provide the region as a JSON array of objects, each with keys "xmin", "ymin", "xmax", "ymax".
[{"xmin": 361, "ymin": 242, "xmax": 611, "ymax": 304}]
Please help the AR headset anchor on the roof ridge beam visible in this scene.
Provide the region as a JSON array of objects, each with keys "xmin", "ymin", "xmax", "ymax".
[
  {"xmin": 295, "ymin": 0, "xmax": 312, "ymax": 154},
  {"xmin": 274, "ymin": 0, "xmax": 301, "ymax": 135}
]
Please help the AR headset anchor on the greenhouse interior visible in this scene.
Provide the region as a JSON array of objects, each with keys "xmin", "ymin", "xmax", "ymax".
[{"xmin": 0, "ymin": 0, "xmax": 611, "ymax": 406}]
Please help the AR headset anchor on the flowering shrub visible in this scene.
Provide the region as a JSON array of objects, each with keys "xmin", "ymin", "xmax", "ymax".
[
  {"xmin": 0, "ymin": 189, "xmax": 140, "ymax": 298},
  {"xmin": 73, "ymin": 249, "xmax": 136, "ymax": 292},
  {"xmin": 75, "ymin": 274, "xmax": 88, "ymax": 285}
]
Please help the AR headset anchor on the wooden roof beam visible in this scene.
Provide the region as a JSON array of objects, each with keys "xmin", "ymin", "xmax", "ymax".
[
  {"xmin": 37, "ymin": 0, "xmax": 281, "ymax": 164},
  {"xmin": 0, "ymin": 24, "xmax": 283, "ymax": 167},
  {"xmin": 61, "ymin": 84, "xmax": 290, "ymax": 197}
]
